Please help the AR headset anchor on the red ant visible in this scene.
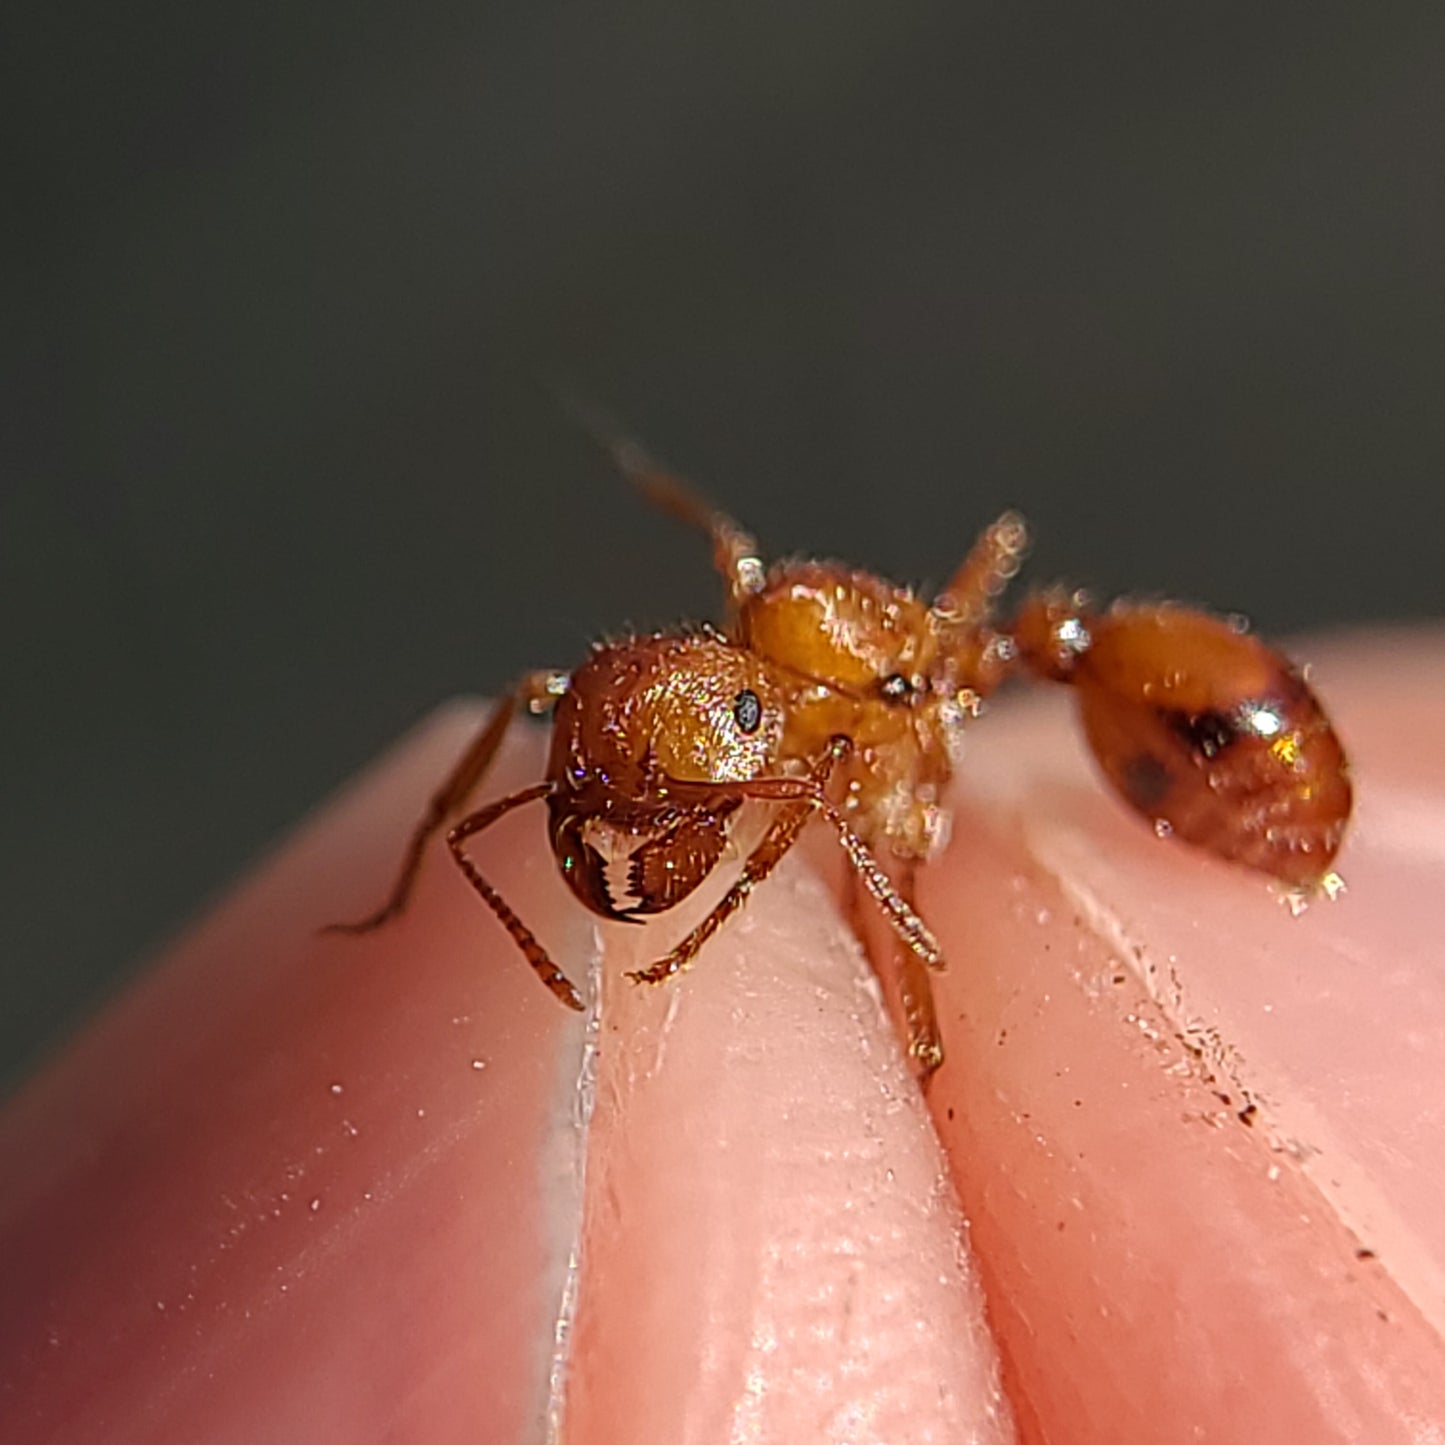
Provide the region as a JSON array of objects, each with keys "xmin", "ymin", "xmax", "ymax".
[
  {"xmin": 590, "ymin": 436, "xmax": 1350, "ymax": 1076},
  {"xmin": 330, "ymin": 433, "xmax": 1352, "ymax": 1084}
]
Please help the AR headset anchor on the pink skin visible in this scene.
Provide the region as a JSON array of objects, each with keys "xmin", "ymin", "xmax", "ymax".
[{"xmin": 1, "ymin": 628, "xmax": 1442, "ymax": 1442}]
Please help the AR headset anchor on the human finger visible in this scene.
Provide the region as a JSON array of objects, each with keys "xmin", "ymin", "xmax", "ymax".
[{"xmin": 919, "ymin": 626, "xmax": 1445, "ymax": 1442}]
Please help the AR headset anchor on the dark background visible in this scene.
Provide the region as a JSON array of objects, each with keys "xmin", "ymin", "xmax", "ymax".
[{"xmin": 4, "ymin": 2, "xmax": 1443, "ymax": 1092}]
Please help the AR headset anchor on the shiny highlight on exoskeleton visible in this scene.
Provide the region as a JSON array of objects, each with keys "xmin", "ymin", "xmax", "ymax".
[{"xmin": 329, "ymin": 429, "xmax": 1352, "ymax": 1084}]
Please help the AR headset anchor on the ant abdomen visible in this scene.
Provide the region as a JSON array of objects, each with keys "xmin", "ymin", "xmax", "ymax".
[{"xmin": 1015, "ymin": 595, "xmax": 1351, "ymax": 887}]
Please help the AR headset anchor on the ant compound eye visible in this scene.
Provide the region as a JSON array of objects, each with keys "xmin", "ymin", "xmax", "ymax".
[
  {"xmin": 880, "ymin": 673, "xmax": 914, "ymax": 703},
  {"xmin": 732, "ymin": 688, "xmax": 763, "ymax": 734}
]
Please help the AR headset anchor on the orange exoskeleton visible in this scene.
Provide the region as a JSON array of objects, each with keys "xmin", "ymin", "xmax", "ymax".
[{"xmin": 593, "ymin": 426, "xmax": 1351, "ymax": 1077}]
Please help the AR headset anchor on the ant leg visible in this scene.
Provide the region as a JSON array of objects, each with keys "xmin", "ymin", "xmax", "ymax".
[
  {"xmin": 324, "ymin": 671, "xmax": 566, "ymax": 934},
  {"xmin": 823, "ymin": 842, "xmax": 947, "ymax": 1081},
  {"xmin": 448, "ymin": 785, "xmax": 584, "ymax": 1010},
  {"xmin": 628, "ymin": 743, "xmax": 941, "ymax": 985},
  {"xmin": 563, "ymin": 395, "xmax": 765, "ymax": 604},
  {"xmin": 933, "ymin": 511, "xmax": 1030, "ymax": 630},
  {"xmin": 931, "ymin": 513, "xmax": 1031, "ymax": 699},
  {"xmin": 624, "ymin": 789, "xmax": 818, "ymax": 986},
  {"xmin": 892, "ymin": 860, "xmax": 945, "ymax": 1079},
  {"xmin": 738, "ymin": 770, "xmax": 943, "ymax": 969},
  {"xmin": 630, "ymin": 468, "xmax": 766, "ymax": 605}
]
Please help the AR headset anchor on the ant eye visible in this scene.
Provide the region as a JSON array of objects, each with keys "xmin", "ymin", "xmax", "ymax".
[
  {"xmin": 880, "ymin": 673, "xmax": 913, "ymax": 702},
  {"xmin": 732, "ymin": 688, "xmax": 763, "ymax": 734}
]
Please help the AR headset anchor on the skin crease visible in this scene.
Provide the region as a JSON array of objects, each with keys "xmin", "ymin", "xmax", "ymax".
[{"xmin": 0, "ymin": 629, "xmax": 1442, "ymax": 1442}]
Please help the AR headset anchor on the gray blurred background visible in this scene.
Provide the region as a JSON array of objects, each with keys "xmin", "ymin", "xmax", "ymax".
[{"xmin": 4, "ymin": 1, "xmax": 1443, "ymax": 1092}]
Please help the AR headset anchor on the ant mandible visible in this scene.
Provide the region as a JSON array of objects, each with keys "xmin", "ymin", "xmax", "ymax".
[{"xmin": 330, "ymin": 429, "xmax": 1351, "ymax": 1086}]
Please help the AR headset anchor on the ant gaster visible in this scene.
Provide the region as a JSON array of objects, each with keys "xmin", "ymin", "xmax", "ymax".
[{"xmin": 331, "ymin": 432, "xmax": 1352, "ymax": 1084}]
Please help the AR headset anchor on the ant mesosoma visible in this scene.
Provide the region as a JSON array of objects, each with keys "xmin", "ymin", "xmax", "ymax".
[{"xmin": 330, "ymin": 434, "xmax": 1352, "ymax": 1084}]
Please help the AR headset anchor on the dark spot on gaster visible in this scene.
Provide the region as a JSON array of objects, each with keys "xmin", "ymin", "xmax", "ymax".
[
  {"xmin": 1165, "ymin": 707, "xmax": 1240, "ymax": 761},
  {"xmin": 1356, "ymin": 1247, "xmax": 1376, "ymax": 1261},
  {"xmin": 1121, "ymin": 752, "xmax": 1172, "ymax": 810},
  {"xmin": 1238, "ymin": 1102, "xmax": 1257, "ymax": 1126},
  {"xmin": 732, "ymin": 689, "xmax": 762, "ymax": 734}
]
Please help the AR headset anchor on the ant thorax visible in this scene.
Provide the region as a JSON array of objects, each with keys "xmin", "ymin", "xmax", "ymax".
[{"xmin": 735, "ymin": 562, "xmax": 971, "ymax": 861}]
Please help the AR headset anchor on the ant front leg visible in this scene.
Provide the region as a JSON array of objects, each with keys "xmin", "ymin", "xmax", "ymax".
[
  {"xmin": 447, "ymin": 786, "xmax": 585, "ymax": 1011},
  {"xmin": 624, "ymin": 782, "xmax": 819, "ymax": 988},
  {"xmin": 628, "ymin": 739, "xmax": 942, "ymax": 986},
  {"xmin": 324, "ymin": 670, "xmax": 567, "ymax": 934},
  {"xmin": 630, "ymin": 468, "xmax": 766, "ymax": 609}
]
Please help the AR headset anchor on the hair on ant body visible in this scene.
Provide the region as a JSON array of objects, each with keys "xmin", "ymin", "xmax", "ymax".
[
  {"xmin": 586, "ymin": 423, "xmax": 1351, "ymax": 1078},
  {"xmin": 330, "ymin": 422, "xmax": 1351, "ymax": 1086}
]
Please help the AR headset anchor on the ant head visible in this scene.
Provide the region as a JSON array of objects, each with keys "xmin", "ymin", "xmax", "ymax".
[
  {"xmin": 565, "ymin": 632, "xmax": 785, "ymax": 786},
  {"xmin": 641, "ymin": 635, "xmax": 786, "ymax": 786},
  {"xmin": 643, "ymin": 633, "xmax": 786, "ymax": 783}
]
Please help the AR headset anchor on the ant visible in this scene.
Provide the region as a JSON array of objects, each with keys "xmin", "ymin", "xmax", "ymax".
[
  {"xmin": 330, "ymin": 428, "xmax": 1352, "ymax": 1085},
  {"xmin": 584, "ymin": 433, "xmax": 1351, "ymax": 1077}
]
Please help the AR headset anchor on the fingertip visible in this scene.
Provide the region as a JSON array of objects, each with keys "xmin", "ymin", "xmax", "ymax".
[
  {"xmin": 564, "ymin": 856, "xmax": 1013, "ymax": 1443},
  {"xmin": 922, "ymin": 627, "xmax": 1445, "ymax": 1441},
  {"xmin": 0, "ymin": 706, "xmax": 587, "ymax": 1443}
]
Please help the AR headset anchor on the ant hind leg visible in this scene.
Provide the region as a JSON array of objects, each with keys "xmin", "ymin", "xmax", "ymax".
[
  {"xmin": 933, "ymin": 511, "xmax": 1030, "ymax": 632},
  {"xmin": 563, "ymin": 395, "xmax": 765, "ymax": 606}
]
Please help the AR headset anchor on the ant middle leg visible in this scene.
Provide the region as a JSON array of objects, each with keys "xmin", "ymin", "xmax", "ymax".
[
  {"xmin": 893, "ymin": 860, "xmax": 944, "ymax": 1079},
  {"xmin": 842, "ymin": 856, "xmax": 945, "ymax": 1081},
  {"xmin": 324, "ymin": 670, "xmax": 566, "ymax": 934}
]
